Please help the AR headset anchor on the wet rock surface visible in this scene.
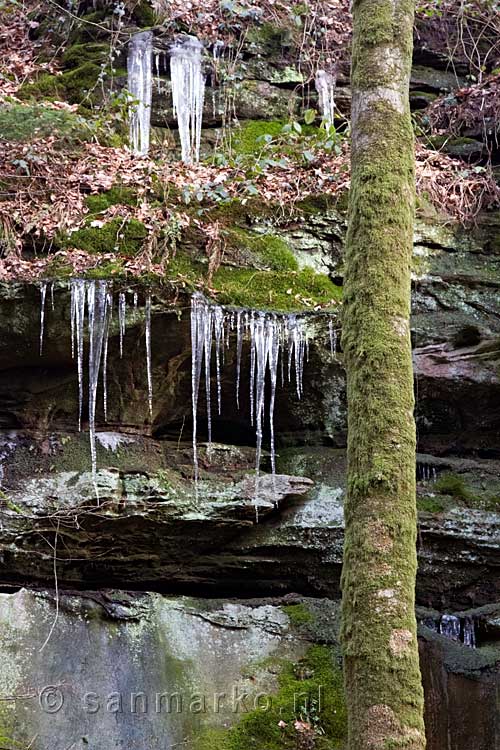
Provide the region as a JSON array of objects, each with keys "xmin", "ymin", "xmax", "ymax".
[
  {"xmin": 0, "ymin": 588, "xmax": 496, "ymax": 750},
  {"xmin": 0, "ymin": 436, "xmax": 497, "ymax": 611}
]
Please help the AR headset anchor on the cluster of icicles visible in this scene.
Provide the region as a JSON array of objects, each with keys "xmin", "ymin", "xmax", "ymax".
[
  {"xmin": 39, "ymin": 280, "xmax": 153, "ymax": 494},
  {"xmin": 314, "ymin": 69, "xmax": 336, "ymax": 128},
  {"xmin": 39, "ymin": 285, "xmax": 339, "ymax": 507},
  {"xmin": 426, "ymin": 614, "xmax": 476, "ymax": 649},
  {"xmin": 127, "ymin": 28, "xmax": 335, "ymax": 160},
  {"xmin": 190, "ymin": 293, "xmax": 339, "ymax": 517},
  {"xmin": 127, "ymin": 31, "xmax": 205, "ymax": 162}
]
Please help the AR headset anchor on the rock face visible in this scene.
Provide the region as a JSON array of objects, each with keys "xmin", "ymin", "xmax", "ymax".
[
  {"xmin": 418, "ymin": 624, "xmax": 500, "ymax": 750},
  {"xmin": 0, "ymin": 230, "xmax": 497, "ymax": 749},
  {"xmin": 3, "ymin": 6, "xmax": 500, "ymax": 748},
  {"xmin": 0, "ymin": 589, "xmax": 326, "ymax": 749},
  {"xmin": 0, "ymin": 588, "xmax": 497, "ymax": 750}
]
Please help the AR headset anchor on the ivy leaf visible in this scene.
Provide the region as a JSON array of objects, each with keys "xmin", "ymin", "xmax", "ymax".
[{"xmin": 304, "ymin": 108, "xmax": 317, "ymax": 125}]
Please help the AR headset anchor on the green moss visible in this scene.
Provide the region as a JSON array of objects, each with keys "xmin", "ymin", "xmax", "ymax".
[
  {"xmin": 231, "ymin": 120, "xmax": 286, "ymax": 155},
  {"xmin": 83, "ymin": 260, "xmax": 128, "ymax": 278},
  {"xmin": 245, "ymin": 22, "xmax": 292, "ymax": 55},
  {"xmin": 68, "ymin": 10, "xmax": 111, "ymax": 43},
  {"xmin": 416, "ymin": 496, "xmax": 446, "ymax": 513},
  {"xmin": 58, "ymin": 217, "xmax": 147, "ymax": 255},
  {"xmin": 85, "ymin": 186, "xmax": 138, "ymax": 214},
  {"xmin": 225, "ymin": 228, "xmax": 298, "ymax": 271},
  {"xmin": 62, "ymin": 42, "xmax": 108, "ymax": 70},
  {"xmin": 282, "ymin": 603, "xmax": 313, "ymax": 626},
  {"xmin": 206, "ymin": 197, "xmax": 276, "ymax": 226},
  {"xmin": 213, "ymin": 266, "xmax": 341, "ymax": 311},
  {"xmin": 0, "ymin": 104, "xmax": 88, "ymax": 142},
  {"xmin": 434, "ymin": 473, "xmax": 474, "ymax": 501},
  {"xmin": 132, "ymin": 0, "xmax": 156, "ymax": 27},
  {"xmin": 194, "ymin": 646, "xmax": 346, "ymax": 750},
  {"xmin": 18, "ymin": 62, "xmax": 101, "ymax": 104},
  {"xmin": 167, "ymin": 250, "xmax": 204, "ymax": 283}
]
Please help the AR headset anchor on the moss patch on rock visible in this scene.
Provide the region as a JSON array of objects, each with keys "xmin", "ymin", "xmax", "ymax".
[
  {"xmin": 213, "ymin": 265, "xmax": 341, "ymax": 311},
  {"xmin": 416, "ymin": 495, "xmax": 447, "ymax": 514},
  {"xmin": 194, "ymin": 645, "xmax": 346, "ymax": 750},
  {"xmin": 224, "ymin": 228, "xmax": 298, "ymax": 271},
  {"xmin": 231, "ymin": 120, "xmax": 286, "ymax": 155},
  {"xmin": 85, "ymin": 186, "xmax": 138, "ymax": 214},
  {"xmin": 61, "ymin": 42, "xmax": 108, "ymax": 70},
  {"xmin": 282, "ymin": 602, "xmax": 314, "ymax": 626},
  {"xmin": 132, "ymin": 0, "xmax": 156, "ymax": 27},
  {"xmin": 59, "ymin": 217, "xmax": 147, "ymax": 255},
  {"xmin": 435, "ymin": 473, "xmax": 474, "ymax": 501},
  {"xmin": 0, "ymin": 103, "xmax": 88, "ymax": 143},
  {"xmin": 18, "ymin": 62, "xmax": 102, "ymax": 105}
]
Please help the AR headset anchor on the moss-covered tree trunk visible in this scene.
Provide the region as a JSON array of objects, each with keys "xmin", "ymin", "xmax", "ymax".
[{"xmin": 340, "ymin": 1, "xmax": 426, "ymax": 748}]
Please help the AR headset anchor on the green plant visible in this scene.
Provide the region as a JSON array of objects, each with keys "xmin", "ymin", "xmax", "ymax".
[
  {"xmin": 434, "ymin": 473, "xmax": 473, "ymax": 500},
  {"xmin": 0, "ymin": 104, "xmax": 89, "ymax": 143}
]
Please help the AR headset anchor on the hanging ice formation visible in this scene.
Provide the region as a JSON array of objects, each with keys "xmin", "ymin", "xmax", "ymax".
[
  {"xmin": 170, "ymin": 35, "xmax": 205, "ymax": 164},
  {"xmin": 145, "ymin": 294, "xmax": 153, "ymax": 420},
  {"xmin": 439, "ymin": 614, "xmax": 476, "ymax": 648},
  {"xmin": 462, "ymin": 617, "xmax": 476, "ymax": 648},
  {"xmin": 39, "ymin": 281, "xmax": 48, "ymax": 355},
  {"xmin": 315, "ymin": 69, "xmax": 336, "ymax": 128},
  {"xmin": 127, "ymin": 30, "xmax": 153, "ymax": 156},
  {"xmin": 190, "ymin": 293, "xmax": 310, "ymax": 515},
  {"xmin": 328, "ymin": 319, "xmax": 339, "ymax": 358},
  {"xmin": 439, "ymin": 614, "xmax": 461, "ymax": 641},
  {"xmin": 37, "ymin": 281, "xmax": 154, "ymax": 490}
]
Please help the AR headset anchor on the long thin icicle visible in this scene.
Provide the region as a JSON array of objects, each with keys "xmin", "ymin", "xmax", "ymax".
[
  {"xmin": 118, "ymin": 291, "xmax": 126, "ymax": 358},
  {"xmin": 315, "ymin": 69, "xmax": 336, "ymax": 128},
  {"xmin": 102, "ymin": 290, "xmax": 113, "ymax": 421},
  {"xmin": 87, "ymin": 281, "xmax": 110, "ymax": 492},
  {"xmin": 190, "ymin": 293, "xmax": 310, "ymax": 518},
  {"xmin": 170, "ymin": 35, "xmax": 205, "ymax": 164},
  {"xmin": 39, "ymin": 281, "xmax": 48, "ymax": 355},
  {"xmin": 128, "ymin": 31, "xmax": 153, "ymax": 156},
  {"xmin": 145, "ymin": 294, "xmax": 153, "ymax": 421},
  {"xmin": 71, "ymin": 280, "xmax": 86, "ymax": 431}
]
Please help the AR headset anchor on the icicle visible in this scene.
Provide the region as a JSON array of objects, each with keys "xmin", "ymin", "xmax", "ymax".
[
  {"xmin": 71, "ymin": 285, "xmax": 75, "ymax": 360},
  {"xmin": 214, "ymin": 305, "xmax": 224, "ymax": 415},
  {"xmin": 39, "ymin": 281, "xmax": 48, "ymax": 355},
  {"xmin": 440, "ymin": 614, "xmax": 461, "ymax": 642},
  {"xmin": 145, "ymin": 294, "xmax": 153, "ymax": 421},
  {"xmin": 191, "ymin": 294, "xmax": 205, "ymax": 484},
  {"xmin": 235, "ymin": 311, "xmax": 243, "ymax": 409},
  {"xmin": 133, "ymin": 291, "xmax": 139, "ymax": 309},
  {"xmin": 463, "ymin": 617, "xmax": 476, "ymax": 648},
  {"xmin": 127, "ymin": 31, "xmax": 153, "ymax": 156},
  {"xmin": 315, "ymin": 69, "xmax": 336, "ymax": 128},
  {"xmin": 118, "ymin": 291, "xmax": 126, "ymax": 358},
  {"xmin": 154, "ymin": 50, "xmax": 162, "ymax": 94},
  {"xmin": 328, "ymin": 319, "xmax": 338, "ymax": 357},
  {"xmin": 170, "ymin": 35, "xmax": 206, "ymax": 164},
  {"xmin": 204, "ymin": 303, "xmax": 213, "ymax": 445},
  {"xmin": 102, "ymin": 290, "xmax": 113, "ymax": 421},
  {"xmin": 249, "ymin": 313, "xmax": 256, "ymax": 426},
  {"xmin": 50, "ymin": 282, "xmax": 55, "ymax": 312},
  {"xmin": 189, "ymin": 293, "xmax": 308, "ymax": 517},
  {"xmin": 267, "ymin": 316, "xmax": 280, "ymax": 480},
  {"xmin": 87, "ymin": 281, "xmax": 110, "ymax": 492},
  {"xmin": 71, "ymin": 279, "xmax": 86, "ymax": 431}
]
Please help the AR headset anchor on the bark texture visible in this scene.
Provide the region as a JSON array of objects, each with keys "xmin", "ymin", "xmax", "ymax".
[{"xmin": 340, "ymin": 1, "xmax": 426, "ymax": 749}]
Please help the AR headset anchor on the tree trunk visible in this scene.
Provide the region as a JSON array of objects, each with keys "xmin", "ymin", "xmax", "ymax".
[{"xmin": 340, "ymin": 1, "xmax": 426, "ymax": 749}]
